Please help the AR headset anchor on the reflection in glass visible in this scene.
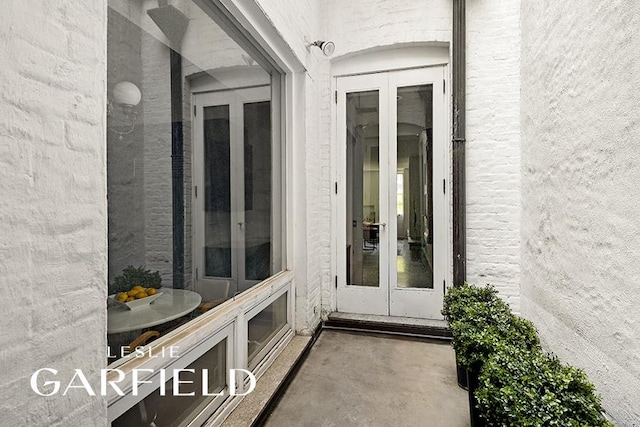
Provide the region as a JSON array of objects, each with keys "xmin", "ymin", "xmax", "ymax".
[
  {"xmin": 204, "ymin": 105, "xmax": 232, "ymax": 278},
  {"xmin": 107, "ymin": 0, "xmax": 285, "ymax": 363},
  {"xmin": 244, "ymin": 101, "xmax": 272, "ymax": 282},
  {"xmin": 346, "ymin": 91, "xmax": 380, "ymax": 287},
  {"xmin": 396, "ymin": 85, "xmax": 433, "ymax": 288},
  {"xmin": 248, "ymin": 293, "xmax": 288, "ymax": 367},
  {"xmin": 112, "ymin": 339, "xmax": 227, "ymax": 427}
]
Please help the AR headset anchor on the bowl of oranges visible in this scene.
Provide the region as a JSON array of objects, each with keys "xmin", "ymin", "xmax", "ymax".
[{"xmin": 110, "ymin": 286, "xmax": 163, "ymax": 310}]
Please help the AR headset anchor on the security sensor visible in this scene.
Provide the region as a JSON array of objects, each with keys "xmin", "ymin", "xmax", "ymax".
[{"xmin": 308, "ymin": 40, "xmax": 335, "ymax": 57}]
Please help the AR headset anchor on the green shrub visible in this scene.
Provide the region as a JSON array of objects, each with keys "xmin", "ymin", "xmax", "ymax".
[
  {"xmin": 110, "ymin": 265, "xmax": 162, "ymax": 294},
  {"xmin": 476, "ymin": 345, "xmax": 613, "ymax": 426},
  {"xmin": 442, "ymin": 283, "xmax": 501, "ymax": 324},
  {"xmin": 451, "ymin": 300, "xmax": 539, "ymax": 369}
]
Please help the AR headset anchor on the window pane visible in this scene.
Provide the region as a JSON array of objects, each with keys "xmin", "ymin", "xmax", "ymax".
[
  {"xmin": 112, "ymin": 339, "xmax": 227, "ymax": 427},
  {"xmin": 204, "ymin": 105, "xmax": 232, "ymax": 278},
  {"xmin": 248, "ymin": 293, "xmax": 288, "ymax": 367},
  {"xmin": 396, "ymin": 85, "xmax": 433, "ymax": 289},
  {"xmin": 243, "ymin": 101, "xmax": 272, "ymax": 282},
  {"xmin": 346, "ymin": 91, "xmax": 380, "ymax": 287},
  {"xmin": 107, "ymin": 0, "xmax": 284, "ymax": 364}
]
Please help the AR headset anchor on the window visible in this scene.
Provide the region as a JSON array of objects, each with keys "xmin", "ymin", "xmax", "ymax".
[
  {"xmin": 112, "ymin": 339, "xmax": 228, "ymax": 427},
  {"xmin": 106, "ymin": 0, "xmax": 284, "ymax": 362},
  {"xmin": 106, "ymin": 2, "xmax": 293, "ymax": 424},
  {"xmin": 247, "ymin": 292, "xmax": 288, "ymax": 369},
  {"xmin": 108, "ymin": 324, "xmax": 235, "ymax": 426}
]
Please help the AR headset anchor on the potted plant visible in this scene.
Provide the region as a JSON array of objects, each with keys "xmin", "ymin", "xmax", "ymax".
[
  {"xmin": 442, "ymin": 283, "xmax": 503, "ymax": 388},
  {"xmin": 451, "ymin": 303, "xmax": 539, "ymax": 427},
  {"xmin": 476, "ymin": 344, "xmax": 614, "ymax": 426}
]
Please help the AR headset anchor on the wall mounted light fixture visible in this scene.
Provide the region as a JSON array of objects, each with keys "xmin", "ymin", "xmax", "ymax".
[
  {"xmin": 307, "ymin": 40, "xmax": 335, "ymax": 57},
  {"xmin": 107, "ymin": 81, "xmax": 142, "ymax": 140}
]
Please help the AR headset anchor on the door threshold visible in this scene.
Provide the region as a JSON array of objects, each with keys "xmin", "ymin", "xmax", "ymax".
[{"xmin": 325, "ymin": 312, "xmax": 451, "ymax": 340}]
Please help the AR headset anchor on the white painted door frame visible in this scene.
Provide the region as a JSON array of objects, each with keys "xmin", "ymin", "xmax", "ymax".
[
  {"xmin": 336, "ymin": 73, "xmax": 390, "ymax": 316},
  {"xmin": 193, "ymin": 86, "xmax": 270, "ymax": 296},
  {"xmin": 335, "ymin": 66, "xmax": 448, "ymax": 319}
]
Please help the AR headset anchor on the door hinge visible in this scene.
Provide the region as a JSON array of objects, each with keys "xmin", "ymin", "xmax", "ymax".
[
  {"xmin": 335, "ymin": 182, "xmax": 338, "ymax": 194},
  {"xmin": 193, "ymin": 104, "xmax": 196, "ymax": 116},
  {"xmin": 334, "ymin": 90, "xmax": 337, "ymax": 104},
  {"xmin": 335, "ymin": 275, "xmax": 338, "ymax": 289},
  {"xmin": 443, "ymin": 79, "xmax": 446, "ymax": 94},
  {"xmin": 443, "ymin": 179, "xmax": 446, "ymax": 194}
]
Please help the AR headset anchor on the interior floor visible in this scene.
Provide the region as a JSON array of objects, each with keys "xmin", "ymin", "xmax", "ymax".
[{"xmin": 356, "ymin": 239, "xmax": 433, "ymax": 288}]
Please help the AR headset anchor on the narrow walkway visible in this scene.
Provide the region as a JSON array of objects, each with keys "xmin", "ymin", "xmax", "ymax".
[{"xmin": 262, "ymin": 330, "xmax": 469, "ymax": 427}]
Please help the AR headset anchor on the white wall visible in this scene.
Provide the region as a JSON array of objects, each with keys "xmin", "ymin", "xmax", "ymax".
[
  {"xmin": 254, "ymin": 0, "xmax": 325, "ymax": 333},
  {"xmin": 520, "ymin": 1, "xmax": 640, "ymax": 424},
  {"xmin": 466, "ymin": 0, "xmax": 522, "ymax": 310},
  {"xmin": 0, "ymin": 1, "xmax": 108, "ymax": 425}
]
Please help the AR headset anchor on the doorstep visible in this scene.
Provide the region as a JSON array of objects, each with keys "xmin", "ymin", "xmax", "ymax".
[
  {"xmin": 220, "ymin": 334, "xmax": 312, "ymax": 427},
  {"xmin": 325, "ymin": 312, "xmax": 452, "ymax": 340}
]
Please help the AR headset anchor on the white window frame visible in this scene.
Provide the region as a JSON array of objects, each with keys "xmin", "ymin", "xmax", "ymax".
[
  {"xmin": 107, "ymin": 273, "xmax": 295, "ymax": 425},
  {"xmin": 106, "ymin": 0, "xmax": 306, "ymax": 424},
  {"xmin": 244, "ymin": 284, "xmax": 292, "ymax": 372},
  {"xmin": 107, "ymin": 322, "xmax": 235, "ymax": 424}
]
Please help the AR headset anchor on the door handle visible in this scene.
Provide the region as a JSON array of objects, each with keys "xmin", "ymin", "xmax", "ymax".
[{"xmin": 238, "ymin": 222, "xmax": 244, "ymax": 228}]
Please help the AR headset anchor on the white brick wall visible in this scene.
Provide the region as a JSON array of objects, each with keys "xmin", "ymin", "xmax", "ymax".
[
  {"xmin": 466, "ymin": 0, "xmax": 521, "ymax": 310},
  {"xmin": 255, "ymin": 0, "xmax": 320, "ymax": 65},
  {"xmin": 520, "ymin": 2, "xmax": 640, "ymax": 424},
  {"xmin": 0, "ymin": 1, "xmax": 108, "ymax": 426},
  {"xmin": 322, "ymin": 0, "xmax": 452, "ymax": 56}
]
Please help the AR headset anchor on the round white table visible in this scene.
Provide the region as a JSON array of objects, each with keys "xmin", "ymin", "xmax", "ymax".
[{"xmin": 107, "ymin": 288, "xmax": 202, "ymax": 334}]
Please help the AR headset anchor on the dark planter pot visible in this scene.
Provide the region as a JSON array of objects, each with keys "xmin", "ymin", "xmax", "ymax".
[
  {"xmin": 467, "ymin": 368, "xmax": 484, "ymax": 427},
  {"xmin": 456, "ymin": 361, "xmax": 468, "ymax": 389}
]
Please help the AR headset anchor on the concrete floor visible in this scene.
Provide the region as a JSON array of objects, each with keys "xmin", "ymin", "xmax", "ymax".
[{"xmin": 263, "ymin": 330, "xmax": 469, "ymax": 427}]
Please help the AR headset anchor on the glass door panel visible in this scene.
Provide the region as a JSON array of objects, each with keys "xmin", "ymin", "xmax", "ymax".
[
  {"xmin": 195, "ymin": 86, "xmax": 272, "ymax": 298},
  {"xmin": 337, "ymin": 66, "xmax": 446, "ymax": 319},
  {"xmin": 203, "ymin": 105, "xmax": 232, "ymax": 278},
  {"xmin": 337, "ymin": 72, "xmax": 389, "ymax": 316},
  {"xmin": 346, "ymin": 90, "xmax": 380, "ymax": 288},
  {"xmin": 395, "ymin": 84, "xmax": 434, "ymax": 289},
  {"xmin": 388, "ymin": 67, "xmax": 445, "ymax": 319},
  {"xmin": 242, "ymin": 101, "xmax": 272, "ymax": 285}
]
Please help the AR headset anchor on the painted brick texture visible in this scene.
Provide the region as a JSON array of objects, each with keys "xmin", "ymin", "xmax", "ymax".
[
  {"xmin": 322, "ymin": 0, "xmax": 452, "ymax": 56},
  {"xmin": 520, "ymin": 1, "xmax": 640, "ymax": 424},
  {"xmin": 466, "ymin": 0, "xmax": 521, "ymax": 310},
  {"xmin": 0, "ymin": 1, "xmax": 108, "ymax": 426}
]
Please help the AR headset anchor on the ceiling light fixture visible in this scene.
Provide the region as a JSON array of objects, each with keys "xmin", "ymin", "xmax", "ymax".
[{"xmin": 107, "ymin": 81, "xmax": 142, "ymax": 140}]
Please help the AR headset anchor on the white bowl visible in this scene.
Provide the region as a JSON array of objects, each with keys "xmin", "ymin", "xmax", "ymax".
[{"xmin": 109, "ymin": 291, "xmax": 164, "ymax": 310}]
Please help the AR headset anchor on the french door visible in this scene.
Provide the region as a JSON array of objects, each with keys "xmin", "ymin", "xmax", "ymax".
[
  {"xmin": 336, "ymin": 67, "xmax": 448, "ymax": 319},
  {"xmin": 193, "ymin": 86, "xmax": 273, "ymax": 298}
]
